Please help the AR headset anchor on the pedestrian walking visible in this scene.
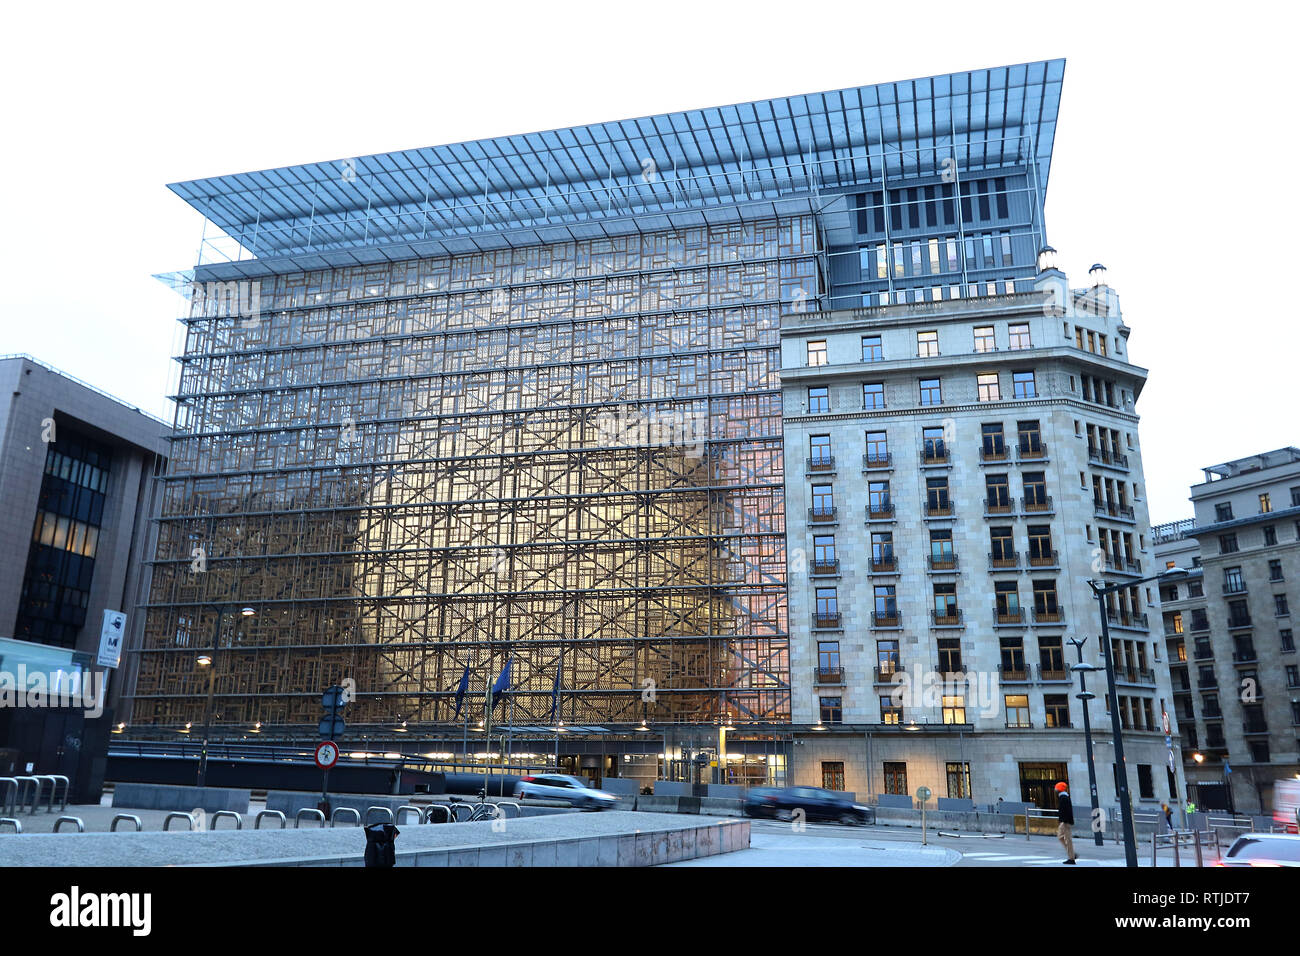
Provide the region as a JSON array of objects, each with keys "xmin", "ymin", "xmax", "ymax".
[
  {"xmin": 1162, "ymin": 802, "xmax": 1174, "ymax": 831},
  {"xmin": 1055, "ymin": 781, "xmax": 1076, "ymax": 864}
]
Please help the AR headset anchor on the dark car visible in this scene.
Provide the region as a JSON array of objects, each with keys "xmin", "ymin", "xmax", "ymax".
[{"xmin": 744, "ymin": 786, "xmax": 874, "ymax": 825}]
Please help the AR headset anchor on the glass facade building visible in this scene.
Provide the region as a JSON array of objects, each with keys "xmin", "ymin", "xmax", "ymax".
[{"xmin": 126, "ymin": 60, "xmax": 1065, "ymax": 747}]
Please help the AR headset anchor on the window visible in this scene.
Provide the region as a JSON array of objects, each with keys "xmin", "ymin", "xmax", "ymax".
[
  {"xmin": 995, "ymin": 581, "xmax": 1021, "ymax": 619},
  {"xmin": 871, "ymin": 532, "xmax": 894, "ymax": 568},
  {"xmin": 990, "ymin": 527, "xmax": 1015, "ymax": 564},
  {"xmin": 880, "ymin": 695, "xmax": 902, "ymax": 724},
  {"xmin": 877, "ymin": 639, "xmax": 900, "ymax": 675},
  {"xmin": 1005, "ymin": 695, "xmax": 1031, "ymax": 728},
  {"xmin": 1227, "ymin": 599, "xmax": 1250, "ymax": 628},
  {"xmin": 917, "ymin": 330, "xmax": 939, "ymax": 357},
  {"xmin": 1137, "ymin": 765, "xmax": 1154, "ymax": 800},
  {"xmin": 1000, "ymin": 636, "xmax": 1026, "ymax": 674},
  {"xmin": 930, "ymin": 528, "xmax": 955, "ymax": 563},
  {"xmin": 883, "ymin": 762, "xmax": 908, "ymax": 795},
  {"xmin": 815, "ymin": 588, "xmax": 839, "ymax": 625},
  {"xmin": 807, "ymin": 339, "xmax": 828, "ymax": 366},
  {"xmin": 1249, "ymin": 741, "xmax": 1270, "ymax": 763},
  {"xmin": 1224, "ymin": 567, "xmax": 1245, "ymax": 593},
  {"xmin": 1288, "ymin": 665, "xmax": 1300, "ymax": 688},
  {"xmin": 817, "ymin": 641, "xmax": 840, "ymax": 671},
  {"xmin": 946, "ymin": 762, "xmax": 971, "ymax": 800},
  {"xmin": 977, "ymin": 372, "xmax": 1000, "ymax": 401},
  {"xmin": 1017, "ymin": 419, "xmax": 1042, "ymax": 454},
  {"xmin": 1277, "ymin": 594, "xmax": 1291, "ymax": 617},
  {"xmin": 937, "ymin": 637, "xmax": 962, "ymax": 672},
  {"xmin": 942, "ymin": 695, "xmax": 966, "ymax": 724},
  {"xmin": 973, "ymin": 326, "xmax": 995, "ymax": 352},
  {"xmin": 1292, "ymin": 486, "xmax": 1300, "ymax": 508},
  {"xmin": 1008, "ymin": 323, "xmax": 1031, "ymax": 349},
  {"xmin": 1269, "ymin": 559, "xmax": 1283, "ymax": 581},
  {"xmin": 819, "ymin": 697, "xmax": 843, "ymax": 724},
  {"xmin": 1023, "ymin": 472, "xmax": 1048, "ymax": 509},
  {"xmin": 1264, "ymin": 525, "xmax": 1277, "ymax": 546},
  {"xmin": 868, "ymin": 480, "xmax": 891, "ymax": 516},
  {"xmin": 808, "ymin": 386, "xmax": 829, "ymax": 414},
  {"xmin": 1027, "ymin": 524, "xmax": 1054, "ymax": 564},
  {"xmin": 1260, "ymin": 493, "xmax": 1272, "ymax": 513},
  {"xmin": 933, "ymin": 582, "xmax": 959, "ymax": 619},
  {"xmin": 922, "ymin": 426, "xmax": 946, "ymax": 462},
  {"xmin": 1188, "ymin": 580, "xmax": 1204, "ymax": 598},
  {"xmin": 1033, "ymin": 580, "xmax": 1060, "ymax": 615},
  {"xmin": 919, "ymin": 378, "xmax": 942, "ymax": 405},
  {"xmin": 813, "ymin": 535, "xmax": 836, "ymax": 572},
  {"xmin": 1012, "ymin": 370, "xmax": 1037, "ymax": 398},
  {"xmin": 926, "ymin": 477, "xmax": 951, "ymax": 515},
  {"xmin": 986, "ymin": 474, "xmax": 1011, "ymax": 510},
  {"xmin": 981, "ymin": 423, "xmax": 1006, "ymax": 459},
  {"xmin": 1044, "ymin": 695, "xmax": 1070, "ymax": 728},
  {"xmin": 1219, "ymin": 534, "xmax": 1238, "ymax": 554},
  {"xmin": 821, "ymin": 761, "xmax": 845, "ymax": 791},
  {"xmin": 809, "ymin": 434, "xmax": 831, "ymax": 467},
  {"xmin": 1215, "ymin": 502, "xmax": 1234, "ymax": 522},
  {"xmin": 863, "ymin": 382, "xmax": 885, "ymax": 409},
  {"xmin": 874, "ymin": 585, "xmax": 898, "ymax": 620},
  {"xmin": 866, "ymin": 430, "xmax": 889, "ymax": 465},
  {"xmin": 811, "ymin": 484, "xmax": 834, "ymax": 517},
  {"xmin": 862, "ymin": 335, "xmax": 883, "ymax": 362}
]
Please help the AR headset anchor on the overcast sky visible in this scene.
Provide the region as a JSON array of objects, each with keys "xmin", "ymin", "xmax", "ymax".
[{"xmin": 1, "ymin": 0, "xmax": 1294, "ymax": 522}]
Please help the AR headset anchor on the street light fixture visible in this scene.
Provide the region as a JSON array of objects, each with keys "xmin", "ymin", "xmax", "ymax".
[
  {"xmin": 196, "ymin": 604, "xmax": 257, "ymax": 788},
  {"xmin": 1067, "ymin": 637, "xmax": 1104, "ymax": 847},
  {"xmin": 1087, "ymin": 565, "xmax": 1189, "ymax": 867}
]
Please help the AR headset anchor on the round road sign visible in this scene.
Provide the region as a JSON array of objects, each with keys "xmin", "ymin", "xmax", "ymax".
[
  {"xmin": 315, "ymin": 740, "xmax": 340, "ymax": 770},
  {"xmin": 916, "ymin": 786, "xmax": 932, "ymax": 802}
]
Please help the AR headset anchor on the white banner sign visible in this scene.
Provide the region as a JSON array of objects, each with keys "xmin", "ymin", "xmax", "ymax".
[{"xmin": 97, "ymin": 610, "xmax": 127, "ymax": 668}]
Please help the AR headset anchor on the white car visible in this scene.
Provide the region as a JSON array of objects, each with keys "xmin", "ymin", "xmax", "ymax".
[
  {"xmin": 513, "ymin": 774, "xmax": 618, "ymax": 810},
  {"xmin": 1218, "ymin": 832, "xmax": 1300, "ymax": 867}
]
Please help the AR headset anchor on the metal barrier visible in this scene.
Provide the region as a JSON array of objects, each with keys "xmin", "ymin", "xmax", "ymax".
[
  {"xmin": 1151, "ymin": 829, "xmax": 1213, "ymax": 867},
  {"xmin": 1023, "ymin": 807, "xmax": 1058, "ymax": 839},
  {"xmin": 110, "ymin": 814, "xmax": 143, "ymax": 832},
  {"xmin": 330, "ymin": 807, "xmax": 361, "ymax": 827},
  {"xmin": 496, "ymin": 801, "xmax": 523, "ymax": 819},
  {"xmin": 254, "ymin": 810, "xmax": 286, "ymax": 829},
  {"xmin": 395, "ymin": 805, "xmax": 423, "ymax": 825},
  {"xmin": 13, "ymin": 777, "xmax": 39, "ymax": 814},
  {"xmin": 0, "ymin": 818, "xmax": 21, "ymax": 834},
  {"xmin": 163, "ymin": 812, "xmax": 198, "ymax": 831},
  {"xmin": 210, "ymin": 810, "xmax": 243, "ymax": 830},
  {"xmin": 295, "ymin": 808, "xmax": 326, "ymax": 828},
  {"xmin": 422, "ymin": 805, "xmax": 453, "ymax": 824},
  {"xmin": 53, "ymin": 816, "xmax": 85, "ymax": 833},
  {"xmin": 48, "ymin": 776, "xmax": 70, "ymax": 813},
  {"xmin": 448, "ymin": 803, "xmax": 474, "ymax": 823},
  {"xmin": 364, "ymin": 806, "xmax": 395, "ymax": 825},
  {"xmin": 0, "ymin": 778, "xmax": 18, "ymax": 817}
]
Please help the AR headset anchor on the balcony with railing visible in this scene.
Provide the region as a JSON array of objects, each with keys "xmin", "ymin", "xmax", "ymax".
[
  {"xmin": 984, "ymin": 496, "xmax": 1015, "ymax": 516},
  {"xmin": 1242, "ymin": 721, "xmax": 1270, "ymax": 736},
  {"xmin": 809, "ymin": 506, "xmax": 837, "ymax": 524},
  {"xmin": 1196, "ymin": 673, "xmax": 1219, "ymax": 689},
  {"xmin": 920, "ymin": 448, "xmax": 950, "ymax": 467},
  {"xmin": 873, "ymin": 664, "xmax": 905, "ymax": 684},
  {"xmin": 1026, "ymin": 549, "xmax": 1059, "ymax": 568},
  {"xmin": 1107, "ymin": 610, "xmax": 1149, "ymax": 631},
  {"xmin": 992, "ymin": 606, "xmax": 1026, "ymax": 626},
  {"xmin": 989, "ymin": 550, "xmax": 1020, "ymax": 570},
  {"xmin": 1093, "ymin": 499, "xmax": 1135, "ymax": 521},
  {"xmin": 925, "ymin": 500, "xmax": 954, "ymax": 518},
  {"xmin": 1087, "ymin": 445, "xmax": 1130, "ymax": 470},
  {"xmin": 980, "ymin": 444, "xmax": 1010, "ymax": 463},
  {"xmin": 998, "ymin": 664, "xmax": 1032, "ymax": 683},
  {"xmin": 863, "ymin": 452, "xmax": 893, "ymax": 471},
  {"xmin": 869, "ymin": 554, "xmax": 898, "ymax": 574},
  {"xmin": 866, "ymin": 500, "xmax": 895, "ymax": 521},
  {"xmin": 1021, "ymin": 495, "xmax": 1053, "ymax": 514},
  {"xmin": 1222, "ymin": 582, "xmax": 1248, "ymax": 595},
  {"xmin": 930, "ymin": 608, "xmax": 964, "ymax": 627},
  {"xmin": 813, "ymin": 611, "xmax": 842, "ymax": 629},
  {"xmin": 806, "ymin": 455, "xmax": 836, "ymax": 473},
  {"xmin": 872, "ymin": 610, "xmax": 901, "ymax": 628},
  {"xmin": 1116, "ymin": 667, "xmax": 1157, "ymax": 686},
  {"xmin": 810, "ymin": 558, "xmax": 840, "ymax": 577},
  {"xmin": 1192, "ymin": 641, "xmax": 1214, "ymax": 661},
  {"xmin": 1101, "ymin": 554, "xmax": 1142, "ymax": 575},
  {"xmin": 1016, "ymin": 441, "xmax": 1048, "ymax": 461},
  {"xmin": 814, "ymin": 666, "xmax": 844, "ymax": 685},
  {"xmin": 927, "ymin": 553, "xmax": 959, "ymax": 572},
  {"xmin": 1032, "ymin": 607, "xmax": 1064, "ymax": 624},
  {"xmin": 1227, "ymin": 614, "xmax": 1253, "ymax": 629},
  {"xmin": 1231, "ymin": 648, "xmax": 1258, "ymax": 664},
  {"xmin": 1038, "ymin": 665, "xmax": 1071, "ymax": 682}
]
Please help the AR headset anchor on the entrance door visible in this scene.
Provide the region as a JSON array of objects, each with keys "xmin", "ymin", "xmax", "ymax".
[{"xmin": 1019, "ymin": 762, "xmax": 1068, "ymax": 809}]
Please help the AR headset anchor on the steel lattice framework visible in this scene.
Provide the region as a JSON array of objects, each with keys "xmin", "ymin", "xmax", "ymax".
[{"xmin": 127, "ymin": 218, "xmax": 817, "ymax": 733}]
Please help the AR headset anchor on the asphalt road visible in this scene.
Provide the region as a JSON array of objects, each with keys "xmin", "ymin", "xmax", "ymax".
[{"xmin": 669, "ymin": 818, "xmax": 1155, "ymax": 867}]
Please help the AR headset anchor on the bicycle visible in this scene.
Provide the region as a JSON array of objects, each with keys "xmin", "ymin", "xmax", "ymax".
[{"xmin": 447, "ymin": 789, "xmax": 501, "ymax": 823}]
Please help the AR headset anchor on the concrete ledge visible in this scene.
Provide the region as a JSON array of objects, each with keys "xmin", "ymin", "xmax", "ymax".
[{"xmin": 112, "ymin": 783, "xmax": 250, "ymax": 814}]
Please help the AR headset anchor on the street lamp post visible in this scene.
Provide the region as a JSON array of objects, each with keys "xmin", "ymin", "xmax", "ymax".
[
  {"xmin": 196, "ymin": 605, "xmax": 255, "ymax": 788},
  {"xmin": 1067, "ymin": 636, "xmax": 1105, "ymax": 847},
  {"xmin": 1088, "ymin": 566, "xmax": 1188, "ymax": 868}
]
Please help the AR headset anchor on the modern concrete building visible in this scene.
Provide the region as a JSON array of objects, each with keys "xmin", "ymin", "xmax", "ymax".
[
  {"xmin": 0, "ymin": 354, "xmax": 168, "ymax": 798},
  {"xmin": 1154, "ymin": 447, "xmax": 1300, "ymax": 814},
  {"xmin": 781, "ymin": 259, "xmax": 1187, "ymax": 812}
]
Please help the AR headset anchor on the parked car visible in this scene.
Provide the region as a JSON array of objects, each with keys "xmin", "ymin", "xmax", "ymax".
[
  {"xmin": 744, "ymin": 786, "xmax": 874, "ymax": 825},
  {"xmin": 1218, "ymin": 833, "xmax": 1300, "ymax": 867},
  {"xmin": 513, "ymin": 774, "xmax": 618, "ymax": 810}
]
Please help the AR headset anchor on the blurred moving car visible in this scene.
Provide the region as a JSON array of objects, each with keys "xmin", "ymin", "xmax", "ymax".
[
  {"xmin": 1218, "ymin": 833, "xmax": 1300, "ymax": 867},
  {"xmin": 1273, "ymin": 779, "xmax": 1300, "ymax": 833},
  {"xmin": 513, "ymin": 773, "xmax": 618, "ymax": 810},
  {"xmin": 744, "ymin": 786, "xmax": 874, "ymax": 825}
]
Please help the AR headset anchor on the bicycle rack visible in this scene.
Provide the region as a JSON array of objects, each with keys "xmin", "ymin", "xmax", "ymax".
[
  {"xmin": 449, "ymin": 803, "xmax": 474, "ymax": 822},
  {"xmin": 0, "ymin": 778, "xmax": 17, "ymax": 817},
  {"xmin": 395, "ymin": 805, "xmax": 423, "ymax": 825},
  {"xmin": 31, "ymin": 776, "xmax": 56, "ymax": 813},
  {"xmin": 210, "ymin": 810, "xmax": 243, "ymax": 830},
  {"xmin": 163, "ymin": 811, "xmax": 198, "ymax": 831},
  {"xmin": 254, "ymin": 810, "xmax": 286, "ymax": 829},
  {"xmin": 364, "ymin": 806, "xmax": 395, "ymax": 825},
  {"xmin": 13, "ymin": 777, "xmax": 39, "ymax": 814},
  {"xmin": 330, "ymin": 807, "xmax": 361, "ymax": 827},
  {"xmin": 0, "ymin": 817, "xmax": 21, "ymax": 834},
  {"xmin": 110, "ymin": 814, "xmax": 143, "ymax": 832},
  {"xmin": 295, "ymin": 808, "xmax": 326, "ymax": 828},
  {"xmin": 496, "ymin": 801, "xmax": 522, "ymax": 819},
  {"xmin": 53, "ymin": 816, "xmax": 85, "ymax": 833},
  {"xmin": 48, "ymin": 776, "xmax": 70, "ymax": 813},
  {"xmin": 421, "ymin": 805, "xmax": 453, "ymax": 824}
]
